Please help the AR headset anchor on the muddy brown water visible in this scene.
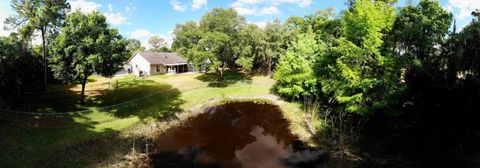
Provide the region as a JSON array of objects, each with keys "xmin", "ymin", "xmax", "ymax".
[{"xmin": 150, "ymin": 101, "xmax": 322, "ymax": 168}]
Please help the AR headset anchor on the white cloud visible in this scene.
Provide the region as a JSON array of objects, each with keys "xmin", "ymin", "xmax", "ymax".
[
  {"xmin": 251, "ymin": 21, "xmax": 267, "ymax": 28},
  {"xmin": 103, "ymin": 4, "xmax": 127, "ymax": 25},
  {"xmin": 68, "ymin": 0, "xmax": 101, "ymax": 14},
  {"xmin": 259, "ymin": 6, "xmax": 280, "ymax": 15},
  {"xmin": 232, "ymin": 0, "xmax": 312, "ymax": 9},
  {"xmin": 105, "ymin": 12, "xmax": 126, "ymax": 25},
  {"xmin": 130, "ymin": 29, "xmax": 173, "ymax": 49},
  {"xmin": 234, "ymin": 6, "xmax": 280, "ymax": 15},
  {"xmin": 232, "ymin": 0, "xmax": 312, "ymax": 16},
  {"xmin": 170, "ymin": 0, "xmax": 186, "ymax": 12},
  {"xmin": 447, "ymin": 0, "xmax": 480, "ymax": 20},
  {"xmin": 192, "ymin": 0, "xmax": 207, "ymax": 10},
  {"xmin": 234, "ymin": 6, "xmax": 257, "ymax": 15},
  {"xmin": 131, "ymin": 29, "xmax": 155, "ymax": 39},
  {"xmin": 297, "ymin": 0, "xmax": 312, "ymax": 8}
]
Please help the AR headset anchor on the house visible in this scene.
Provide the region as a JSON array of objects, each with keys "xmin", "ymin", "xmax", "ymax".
[{"xmin": 128, "ymin": 52, "xmax": 190, "ymax": 76}]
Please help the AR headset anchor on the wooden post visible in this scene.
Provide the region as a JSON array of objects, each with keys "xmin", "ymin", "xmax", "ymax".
[
  {"xmin": 133, "ymin": 135, "xmax": 136, "ymax": 155},
  {"xmin": 116, "ymin": 80, "xmax": 119, "ymax": 88}
]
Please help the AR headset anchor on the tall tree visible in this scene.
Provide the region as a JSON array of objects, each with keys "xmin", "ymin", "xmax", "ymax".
[
  {"xmin": 198, "ymin": 8, "xmax": 245, "ymax": 80},
  {"xmin": 235, "ymin": 23, "xmax": 266, "ymax": 73},
  {"xmin": 389, "ymin": 0, "xmax": 453, "ymax": 106},
  {"xmin": 126, "ymin": 38, "xmax": 145, "ymax": 55},
  {"xmin": 274, "ymin": 29, "xmax": 320, "ymax": 98},
  {"xmin": 50, "ymin": 11, "xmax": 129, "ymax": 104},
  {"xmin": 148, "ymin": 36, "xmax": 170, "ymax": 52},
  {"xmin": 172, "ymin": 21, "xmax": 202, "ymax": 66},
  {"xmin": 6, "ymin": 0, "xmax": 70, "ymax": 90},
  {"xmin": 0, "ymin": 35, "xmax": 22, "ymax": 105},
  {"xmin": 263, "ymin": 19, "xmax": 286, "ymax": 74},
  {"xmin": 197, "ymin": 31, "xmax": 230, "ymax": 79},
  {"xmin": 317, "ymin": 0, "xmax": 401, "ymax": 115}
]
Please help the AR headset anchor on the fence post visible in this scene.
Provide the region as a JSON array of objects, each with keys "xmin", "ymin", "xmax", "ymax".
[
  {"xmin": 116, "ymin": 80, "xmax": 119, "ymax": 89},
  {"xmin": 132, "ymin": 135, "xmax": 136, "ymax": 155}
]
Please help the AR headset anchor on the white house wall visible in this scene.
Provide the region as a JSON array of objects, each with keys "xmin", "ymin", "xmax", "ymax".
[{"xmin": 129, "ymin": 53, "xmax": 151, "ymax": 76}]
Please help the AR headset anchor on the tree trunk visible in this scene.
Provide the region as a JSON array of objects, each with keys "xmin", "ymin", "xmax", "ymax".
[
  {"xmin": 217, "ymin": 63, "xmax": 225, "ymax": 81},
  {"xmin": 41, "ymin": 28, "xmax": 47, "ymax": 91},
  {"xmin": 268, "ymin": 56, "xmax": 272, "ymax": 75},
  {"xmin": 80, "ymin": 77, "xmax": 87, "ymax": 105}
]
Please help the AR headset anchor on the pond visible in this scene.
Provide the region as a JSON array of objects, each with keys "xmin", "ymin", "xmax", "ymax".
[{"xmin": 150, "ymin": 101, "xmax": 322, "ymax": 168}]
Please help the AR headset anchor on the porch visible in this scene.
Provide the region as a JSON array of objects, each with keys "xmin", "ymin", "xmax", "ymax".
[{"xmin": 165, "ymin": 64, "xmax": 190, "ymax": 74}]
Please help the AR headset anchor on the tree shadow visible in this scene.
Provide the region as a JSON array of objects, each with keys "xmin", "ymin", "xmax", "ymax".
[
  {"xmin": 0, "ymin": 113, "xmax": 140, "ymax": 167},
  {"xmin": 195, "ymin": 70, "xmax": 252, "ymax": 88},
  {"xmin": 10, "ymin": 84, "xmax": 85, "ymax": 113},
  {"xmin": 351, "ymin": 87, "xmax": 480, "ymax": 168},
  {"xmin": 86, "ymin": 79, "xmax": 184, "ymax": 120},
  {"xmin": 0, "ymin": 78, "xmax": 185, "ymax": 167}
]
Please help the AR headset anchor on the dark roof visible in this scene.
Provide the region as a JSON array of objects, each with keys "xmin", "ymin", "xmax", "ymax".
[{"xmin": 137, "ymin": 52, "xmax": 188, "ymax": 65}]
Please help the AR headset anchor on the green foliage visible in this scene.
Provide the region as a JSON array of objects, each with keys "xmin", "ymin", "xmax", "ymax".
[
  {"xmin": 262, "ymin": 20, "xmax": 287, "ymax": 74},
  {"xmin": 172, "ymin": 8, "xmax": 287, "ymax": 76},
  {"xmin": 148, "ymin": 36, "xmax": 170, "ymax": 52},
  {"xmin": 455, "ymin": 15, "xmax": 480, "ymax": 81},
  {"xmin": 50, "ymin": 11, "xmax": 129, "ymax": 102},
  {"xmin": 391, "ymin": 0, "xmax": 453, "ymax": 68},
  {"xmin": 316, "ymin": 0, "xmax": 403, "ymax": 115},
  {"xmin": 274, "ymin": 30, "xmax": 320, "ymax": 98},
  {"xmin": 126, "ymin": 38, "xmax": 145, "ymax": 55},
  {"xmin": 172, "ymin": 21, "xmax": 201, "ymax": 63},
  {"xmin": 235, "ymin": 24, "xmax": 266, "ymax": 72},
  {"xmin": 6, "ymin": 0, "xmax": 70, "ymax": 88},
  {"xmin": 0, "ymin": 35, "xmax": 21, "ymax": 102}
]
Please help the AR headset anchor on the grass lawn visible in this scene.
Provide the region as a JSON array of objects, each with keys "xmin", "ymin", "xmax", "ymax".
[{"xmin": 0, "ymin": 71, "xmax": 314, "ymax": 167}]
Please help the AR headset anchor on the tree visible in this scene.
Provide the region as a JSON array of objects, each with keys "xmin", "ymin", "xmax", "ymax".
[
  {"xmin": 317, "ymin": 0, "xmax": 401, "ymax": 115},
  {"xmin": 197, "ymin": 31, "xmax": 230, "ymax": 80},
  {"xmin": 198, "ymin": 8, "xmax": 245, "ymax": 80},
  {"xmin": 235, "ymin": 24, "xmax": 266, "ymax": 73},
  {"xmin": 6, "ymin": 0, "xmax": 70, "ymax": 90},
  {"xmin": 388, "ymin": 0, "xmax": 453, "ymax": 106},
  {"xmin": 50, "ymin": 11, "xmax": 129, "ymax": 104},
  {"xmin": 391, "ymin": 0, "xmax": 452, "ymax": 69},
  {"xmin": 172, "ymin": 21, "xmax": 202, "ymax": 66},
  {"xmin": 148, "ymin": 36, "xmax": 170, "ymax": 52},
  {"xmin": 455, "ymin": 13, "xmax": 480, "ymax": 82},
  {"xmin": 274, "ymin": 29, "xmax": 319, "ymax": 98},
  {"xmin": 0, "ymin": 35, "xmax": 22, "ymax": 104},
  {"xmin": 263, "ymin": 19, "xmax": 286, "ymax": 74},
  {"xmin": 126, "ymin": 38, "xmax": 145, "ymax": 55}
]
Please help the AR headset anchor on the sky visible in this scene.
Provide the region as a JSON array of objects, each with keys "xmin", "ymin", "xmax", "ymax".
[{"xmin": 0, "ymin": 0, "xmax": 479, "ymax": 48}]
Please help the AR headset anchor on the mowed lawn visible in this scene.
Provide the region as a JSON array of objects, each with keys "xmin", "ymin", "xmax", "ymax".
[{"xmin": 0, "ymin": 71, "xmax": 310, "ymax": 167}]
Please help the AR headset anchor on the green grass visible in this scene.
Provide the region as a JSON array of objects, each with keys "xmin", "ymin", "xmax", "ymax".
[{"xmin": 0, "ymin": 71, "xmax": 309, "ymax": 167}]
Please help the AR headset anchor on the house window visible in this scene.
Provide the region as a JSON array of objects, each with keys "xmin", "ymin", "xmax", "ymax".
[
  {"xmin": 156, "ymin": 66, "xmax": 161, "ymax": 72},
  {"xmin": 135, "ymin": 64, "xmax": 138, "ymax": 68}
]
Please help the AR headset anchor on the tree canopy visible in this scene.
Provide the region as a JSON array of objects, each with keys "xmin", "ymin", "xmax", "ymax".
[{"xmin": 50, "ymin": 11, "xmax": 129, "ymax": 104}]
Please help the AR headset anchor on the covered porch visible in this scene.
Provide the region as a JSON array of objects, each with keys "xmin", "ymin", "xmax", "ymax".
[{"xmin": 165, "ymin": 63, "xmax": 190, "ymax": 74}]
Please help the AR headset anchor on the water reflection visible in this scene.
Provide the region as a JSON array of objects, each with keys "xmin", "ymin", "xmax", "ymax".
[{"xmin": 150, "ymin": 101, "xmax": 319, "ymax": 168}]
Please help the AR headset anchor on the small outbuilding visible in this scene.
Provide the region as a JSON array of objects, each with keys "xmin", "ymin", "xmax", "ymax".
[{"xmin": 127, "ymin": 52, "xmax": 190, "ymax": 76}]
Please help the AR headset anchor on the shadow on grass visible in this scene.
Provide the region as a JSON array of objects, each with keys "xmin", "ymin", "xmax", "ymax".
[
  {"xmin": 0, "ymin": 113, "xmax": 139, "ymax": 167},
  {"xmin": 195, "ymin": 70, "xmax": 252, "ymax": 88},
  {"xmin": 11, "ymin": 84, "xmax": 85, "ymax": 113},
  {"xmin": 86, "ymin": 79, "xmax": 185, "ymax": 120},
  {"xmin": 0, "ymin": 77, "xmax": 185, "ymax": 167}
]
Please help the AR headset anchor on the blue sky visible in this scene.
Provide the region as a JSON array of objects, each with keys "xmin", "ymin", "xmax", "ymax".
[{"xmin": 0, "ymin": 0, "xmax": 478, "ymax": 48}]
